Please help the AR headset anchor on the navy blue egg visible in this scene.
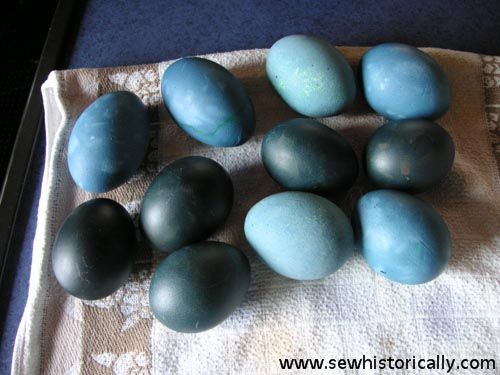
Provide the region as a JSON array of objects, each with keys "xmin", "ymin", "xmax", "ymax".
[
  {"xmin": 245, "ymin": 191, "xmax": 353, "ymax": 280},
  {"xmin": 261, "ymin": 118, "xmax": 358, "ymax": 194},
  {"xmin": 361, "ymin": 43, "xmax": 451, "ymax": 120},
  {"xmin": 266, "ymin": 34, "xmax": 356, "ymax": 117},
  {"xmin": 67, "ymin": 91, "xmax": 149, "ymax": 193},
  {"xmin": 161, "ymin": 57, "xmax": 255, "ymax": 147},
  {"xmin": 365, "ymin": 119, "xmax": 455, "ymax": 193},
  {"xmin": 353, "ymin": 190, "xmax": 451, "ymax": 285}
]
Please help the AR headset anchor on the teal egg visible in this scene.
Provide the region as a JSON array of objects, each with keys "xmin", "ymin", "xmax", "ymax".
[
  {"xmin": 361, "ymin": 43, "xmax": 451, "ymax": 120},
  {"xmin": 52, "ymin": 198, "xmax": 137, "ymax": 300},
  {"xmin": 261, "ymin": 118, "xmax": 358, "ymax": 194},
  {"xmin": 149, "ymin": 241, "xmax": 250, "ymax": 333},
  {"xmin": 365, "ymin": 119, "xmax": 455, "ymax": 193},
  {"xmin": 68, "ymin": 91, "xmax": 149, "ymax": 193},
  {"xmin": 244, "ymin": 191, "xmax": 353, "ymax": 280},
  {"xmin": 353, "ymin": 190, "xmax": 452, "ymax": 284},
  {"xmin": 266, "ymin": 34, "xmax": 356, "ymax": 117},
  {"xmin": 139, "ymin": 156, "xmax": 233, "ymax": 252}
]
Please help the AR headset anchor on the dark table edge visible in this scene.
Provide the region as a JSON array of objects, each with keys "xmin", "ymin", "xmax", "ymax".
[{"xmin": 0, "ymin": 0, "xmax": 84, "ymax": 292}]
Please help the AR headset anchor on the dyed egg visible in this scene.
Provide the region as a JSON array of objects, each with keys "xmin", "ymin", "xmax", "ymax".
[
  {"xmin": 68, "ymin": 91, "xmax": 149, "ymax": 193},
  {"xmin": 365, "ymin": 119, "xmax": 454, "ymax": 193},
  {"xmin": 261, "ymin": 118, "xmax": 358, "ymax": 194},
  {"xmin": 353, "ymin": 190, "xmax": 451, "ymax": 284},
  {"xmin": 244, "ymin": 191, "xmax": 353, "ymax": 280},
  {"xmin": 361, "ymin": 43, "xmax": 451, "ymax": 120},
  {"xmin": 161, "ymin": 57, "xmax": 255, "ymax": 147},
  {"xmin": 149, "ymin": 241, "xmax": 250, "ymax": 333},
  {"xmin": 140, "ymin": 156, "xmax": 233, "ymax": 252},
  {"xmin": 266, "ymin": 34, "xmax": 356, "ymax": 117},
  {"xmin": 51, "ymin": 198, "xmax": 137, "ymax": 300}
]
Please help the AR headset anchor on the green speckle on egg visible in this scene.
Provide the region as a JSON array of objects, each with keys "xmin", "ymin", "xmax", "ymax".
[{"xmin": 266, "ymin": 34, "xmax": 356, "ymax": 117}]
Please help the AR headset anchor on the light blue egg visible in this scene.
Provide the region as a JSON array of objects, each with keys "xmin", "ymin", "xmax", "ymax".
[
  {"xmin": 161, "ymin": 57, "xmax": 255, "ymax": 147},
  {"xmin": 68, "ymin": 91, "xmax": 149, "ymax": 193},
  {"xmin": 244, "ymin": 191, "xmax": 353, "ymax": 280},
  {"xmin": 361, "ymin": 43, "xmax": 451, "ymax": 120},
  {"xmin": 266, "ymin": 35, "xmax": 356, "ymax": 117},
  {"xmin": 353, "ymin": 190, "xmax": 452, "ymax": 284}
]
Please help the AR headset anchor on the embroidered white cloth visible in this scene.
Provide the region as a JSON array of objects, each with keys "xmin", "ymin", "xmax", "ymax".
[{"xmin": 13, "ymin": 48, "xmax": 500, "ymax": 374}]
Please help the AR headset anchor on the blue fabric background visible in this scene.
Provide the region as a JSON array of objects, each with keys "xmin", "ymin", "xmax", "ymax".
[
  {"xmin": 70, "ymin": 0, "xmax": 500, "ymax": 67},
  {"xmin": 1, "ymin": 0, "xmax": 499, "ymax": 372}
]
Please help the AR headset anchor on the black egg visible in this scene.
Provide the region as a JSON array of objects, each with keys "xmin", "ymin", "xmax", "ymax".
[
  {"xmin": 365, "ymin": 120, "xmax": 454, "ymax": 193},
  {"xmin": 51, "ymin": 198, "xmax": 137, "ymax": 300},
  {"xmin": 149, "ymin": 241, "xmax": 250, "ymax": 333},
  {"xmin": 261, "ymin": 118, "xmax": 358, "ymax": 194},
  {"xmin": 139, "ymin": 156, "xmax": 233, "ymax": 252}
]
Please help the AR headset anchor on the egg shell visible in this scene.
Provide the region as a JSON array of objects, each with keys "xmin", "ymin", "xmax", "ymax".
[
  {"xmin": 244, "ymin": 191, "xmax": 353, "ymax": 280},
  {"xmin": 261, "ymin": 118, "xmax": 358, "ymax": 194},
  {"xmin": 365, "ymin": 119, "xmax": 455, "ymax": 193},
  {"xmin": 266, "ymin": 34, "xmax": 356, "ymax": 117},
  {"xmin": 149, "ymin": 241, "xmax": 250, "ymax": 333},
  {"xmin": 361, "ymin": 43, "xmax": 451, "ymax": 120},
  {"xmin": 353, "ymin": 190, "xmax": 451, "ymax": 285},
  {"xmin": 68, "ymin": 91, "xmax": 149, "ymax": 193},
  {"xmin": 139, "ymin": 156, "xmax": 233, "ymax": 252},
  {"xmin": 161, "ymin": 57, "xmax": 255, "ymax": 147},
  {"xmin": 51, "ymin": 198, "xmax": 137, "ymax": 300}
]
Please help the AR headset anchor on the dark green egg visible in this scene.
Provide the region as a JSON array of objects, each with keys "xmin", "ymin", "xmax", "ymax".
[
  {"xmin": 149, "ymin": 241, "xmax": 250, "ymax": 333},
  {"xmin": 51, "ymin": 198, "xmax": 137, "ymax": 300},
  {"xmin": 139, "ymin": 156, "xmax": 233, "ymax": 252},
  {"xmin": 261, "ymin": 118, "xmax": 358, "ymax": 194},
  {"xmin": 365, "ymin": 119, "xmax": 454, "ymax": 193}
]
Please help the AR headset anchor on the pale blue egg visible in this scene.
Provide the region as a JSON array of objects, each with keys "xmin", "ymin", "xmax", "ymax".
[
  {"xmin": 266, "ymin": 35, "xmax": 356, "ymax": 117},
  {"xmin": 244, "ymin": 191, "xmax": 353, "ymax": 280}
]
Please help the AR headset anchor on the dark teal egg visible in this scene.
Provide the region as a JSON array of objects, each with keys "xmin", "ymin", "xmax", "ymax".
[
  {"xmin": 161, "ymin": 57, "xmax": 255, "ymax": 147},
  {"xmin": 266, "ymin": 34, "xmax": 356, "ymax": 117},
  {"xmin": 365, "ymin": 119, "xmax": 454, "ymax": 193},
  {"xmin": 68, "ymin": 91, "xmax": 149, "ymax": 193},
  {"xmin": 362, "ymin": 43, "xmax": 451, "ymax": 120},
  {"xmin": 353, "ymin": 190, "xmax": 451, "ymax": 285},
  {"xmin": 140, "ymin": 156, "xmax": 233, "ymax": 252},
  {"xmin": 245, "ymin": 191, "xmax": 353, "ymax": 280},
  {"xmin": 51, "ymin": 198, "xmax": 137, "ymax": 300},
  {"xmin": 149, "ymin": 241, "xmax": 250, "ymax": 333},
  {"xmin": 261, "ymin": 118, "xmax": 358, "ymax": 194}
]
